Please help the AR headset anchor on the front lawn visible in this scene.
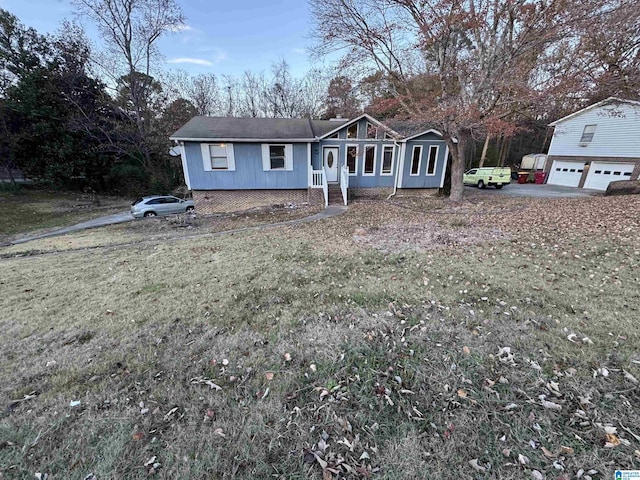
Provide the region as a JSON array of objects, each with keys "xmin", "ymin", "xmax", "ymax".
[
  {"xmin": 0, "ymin": 192, "xmax": 638, "ymax": 479},
  {"xmin": 0, "ymin": 190, "xmax": 130, "ymax": 242}
]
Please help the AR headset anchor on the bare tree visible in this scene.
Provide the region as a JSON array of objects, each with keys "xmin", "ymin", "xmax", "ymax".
[
  {"xmin": 310, "ymin": 0, "xmax": 617, "ymax": 201},
  {"xmin": 72, "ymin": 0, "xmax": 184, "ymax": 170}
]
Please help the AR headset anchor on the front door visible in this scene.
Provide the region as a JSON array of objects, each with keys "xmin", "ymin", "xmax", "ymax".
[{"xmin": 323, "ymin": 147, "xmax": 339, "ymax": 183}]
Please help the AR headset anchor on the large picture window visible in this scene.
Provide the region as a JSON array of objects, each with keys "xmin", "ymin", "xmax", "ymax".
[
  {"xmin": 346, "ymin": 145, "xmax": 358, "ymax": 175},
  {"xmin": 363, "ymin": 145, "xmax": 376, "ymax": 175}
]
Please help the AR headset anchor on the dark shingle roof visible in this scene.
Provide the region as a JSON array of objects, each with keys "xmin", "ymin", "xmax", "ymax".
[{"xmin": 171, "ymin": 117, "xmax": 348, "ymax": 141}]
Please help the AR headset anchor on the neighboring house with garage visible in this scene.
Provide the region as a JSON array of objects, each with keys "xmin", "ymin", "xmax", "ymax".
[
  {"xmin": 545, "ymin": 97, "xmax": 640, "ymax": 190},
  {"xmin": 170, "ymin": 114, "xmax": 450, "ymax": 213}
]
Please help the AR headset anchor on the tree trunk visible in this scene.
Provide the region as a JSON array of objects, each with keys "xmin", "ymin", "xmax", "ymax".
[
  {"xmin": 447, "ymin": 134, "xmax": 467, "ymax": 203},
  {"xmin": 479, "ymin": 135, "xmax": 490, "ymax": 167}
]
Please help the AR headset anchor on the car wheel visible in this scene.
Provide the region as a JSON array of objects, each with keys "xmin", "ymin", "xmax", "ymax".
[
  {"xmin": 477, "ymin": 180, "xmax": 485, "ymax": 189},
  {"xmin": 144, "ymin": 211, "xmax": 157, "ymax": 218},
  {"xmin": 495, "ymin": 184, "xmax": 503, "ymax": 189},
  {"xmin": 186, "ymin": 206, "xmax": 194, "ymax": 212}
]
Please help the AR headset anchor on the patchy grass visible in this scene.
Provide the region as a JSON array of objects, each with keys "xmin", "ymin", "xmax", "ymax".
[
  {"xmin": 0, "ymin": 191, "xmax": 130, "ymax": 242},
  {"xmin": 1, "ymin": 204, "xmax": 323, "ymax": 256},
  {"xmin": 0, "ymin": 193, "xmax": 639, "ymax": 479}
]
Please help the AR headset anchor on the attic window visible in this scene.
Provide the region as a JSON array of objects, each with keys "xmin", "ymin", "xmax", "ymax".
[
  {"xmin": 366, "ymin": 122, "xmax": 377, "ymax": 139},
  {"xmin": 579, "ymin": 124, "xmax": 596, "ymax": 144},
  {"xmin": 383, "ymin": 132, "xmax": 393, "ymax": 140},
  {"xmin": 347, "ymin": 123, "xmax": 358, "ymax": 139}
]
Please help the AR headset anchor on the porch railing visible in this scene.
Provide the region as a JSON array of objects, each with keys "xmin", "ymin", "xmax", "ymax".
[
  {"xmin": 309, "ymin": 167, "xmax": 328, "ymax": 207},
  {"xmin": 340, "ymin": 164, "xmax": 349, "ymax": 206}
]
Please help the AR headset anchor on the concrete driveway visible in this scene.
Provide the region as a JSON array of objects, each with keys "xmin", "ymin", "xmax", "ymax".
[
  {"xmin": 9, "ymin": 211, "xmax": 134, "ymax": 245},
  {"xmin": 466, "ymin": 183, "xmax": 601, "ymax": 198}
]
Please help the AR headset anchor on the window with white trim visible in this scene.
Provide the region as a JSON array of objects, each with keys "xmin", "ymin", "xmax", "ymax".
[
  {"xmin": 209, "ymin": 144, "xmax": 229, "ymax": 169},
  {"xmin": 366, "ymin": 122, "xmax": 377, "ymax": 139},
  {"xmin": 346, "ymin": 145, "xmax": 358, "ymax": 175},
  {"xmin": 426, "ymin": 145, "xmax": 438, "ymax": 175},
  {"xmin": 381, "ymin": 145, "xmax": 394, "ymax": 175},
  {"xmin": 410, "ymin": 146, "xmax": 422, "ymax": 175},
  {"xmin": 201, "ymin": 143, "xmax": 235, "ymax": 171},
  {"xmin": 347, "ymin": 123, "xmax": 358, "ymax": 139},
  {"xmin": 580, "ymin": 124, "xmax": 596, "ymax": 144},
  {"xmin": 261, "ymin": 144, "xmax": 293, "ymax": 171},
  {"xmin": 363, "ymin": 145, "xmax": 376, "ymax": 175}
]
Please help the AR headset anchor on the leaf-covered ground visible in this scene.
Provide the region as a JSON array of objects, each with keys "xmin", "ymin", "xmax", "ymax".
[{"xmin": 0, "ymin": 192, "xmax": 638, "ymax": 479}]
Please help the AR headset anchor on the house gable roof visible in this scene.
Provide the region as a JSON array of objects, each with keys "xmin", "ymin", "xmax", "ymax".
[
  {"xmin": 549, "ymin": 97, "xmax": 640, "ymax": 127},
  {"xmin": 171, "ymin": 117, "xmax": 348, "ymax": 141},
  {"xmin": 318, "ymin": 113, "xmax": 402, "ymax": 139}
]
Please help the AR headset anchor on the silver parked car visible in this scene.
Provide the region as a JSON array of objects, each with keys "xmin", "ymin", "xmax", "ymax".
[{"xmin": 131, "ymin": 195, "xmax": 195, "ymax": 218}]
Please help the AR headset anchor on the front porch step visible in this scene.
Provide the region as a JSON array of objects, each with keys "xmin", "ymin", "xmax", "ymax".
[{"xmin": 327, "ymin": 185, "xmax": 344, "ymax": 206}]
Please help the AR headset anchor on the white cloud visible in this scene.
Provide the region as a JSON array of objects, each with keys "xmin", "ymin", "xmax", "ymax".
[
  {"xmin": 169, "ymin": 24, "xmax": 194, "ymax": 32},
  {"xmin": 167, "ymin": 57, "xmax": 214, "ymax": 66},
  {"xmin": 292, "ymin": 48, "xmax": 306, "ymax": 55}
]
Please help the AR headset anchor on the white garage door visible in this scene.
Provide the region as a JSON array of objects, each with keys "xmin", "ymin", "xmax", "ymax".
[
  {"xmin": 547, "ymin": 161, "xmax": 584, "ymax": 187},
  {"xmin": 583, "ymin": 162, "xmax": 635, "ymax": 190}
]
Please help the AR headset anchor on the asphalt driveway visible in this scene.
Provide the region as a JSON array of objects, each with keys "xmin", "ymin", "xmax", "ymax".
[
  {"xmin": 466, "ymin": 183, "xmax": 601, "ymax": 198},
  {"xmin": 9, "ymin": 211, "xmax": 134, "ymax": 245}
]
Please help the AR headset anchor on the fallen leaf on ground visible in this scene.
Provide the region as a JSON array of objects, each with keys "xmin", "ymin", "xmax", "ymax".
[{"xmin": 468, "ymin": 459, "xmax": 486, "ymax": 472}]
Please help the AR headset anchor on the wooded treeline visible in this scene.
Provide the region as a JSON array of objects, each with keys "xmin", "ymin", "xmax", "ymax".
[{"xmin": 1, "ymin": 0, "xmax": 638, "ymax": 198}]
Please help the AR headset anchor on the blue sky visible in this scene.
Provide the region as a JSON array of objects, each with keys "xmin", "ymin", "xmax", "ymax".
[{"xmin": 1, "ymin": 0, "xmax": 325, "ymax": 78}]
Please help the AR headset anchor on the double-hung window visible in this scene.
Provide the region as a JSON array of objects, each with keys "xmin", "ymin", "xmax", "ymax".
[
  {"xmin": 202, "ymin": 143, "xmax": 235, "ymax": 171},
  {"xmin": 262, "ymin": 144, "xmax": 293, "ymax": 171},
  {"xmin": 580, "ymin": 124, "xmax": 596, "ymax": 144}
]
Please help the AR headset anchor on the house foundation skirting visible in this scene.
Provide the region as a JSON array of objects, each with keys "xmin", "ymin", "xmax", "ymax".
[{"xmin": 193, "ymin": 189, "xmax": 319, "ymax": 214}]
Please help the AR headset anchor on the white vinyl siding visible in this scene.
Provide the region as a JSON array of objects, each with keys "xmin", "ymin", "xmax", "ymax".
[
  {"xmin": 261, "ymin": 144, "xmax": 293, "ymax": 171},
  {"xmin": 201, "ymin": 143, "xmax": 235, "ymax": 171},
  {"xmin": 549, "ymin": 103, "xmax": 640, "ymax": 158}
]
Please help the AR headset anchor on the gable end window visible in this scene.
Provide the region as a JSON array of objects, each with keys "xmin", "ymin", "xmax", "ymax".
[
  {"xmin": 262, "ymin": 144, "xmax": 293, "ymax": 171},
  {"xmin": 363, "ymin": 145, "xmax": 376, "ymax": 175},
  {"xmin": 347, "ymin": 123, "xmax": 358, "ymax": 139},
  {"xmin": 366, "ymin": 122, "xmax": 377, "ymax": 139},
  {"xmin": 426, "ymin": 145, "xmax": 438, "ymax": 175},
  {"xmin": 580, "ymin": 124, "xmax": 596, "ymax": 144},
  {"xmin": 381, "ymin": 145, "xmax": 394, "ymax": 175},
  {"xmin": 201, "ymin": 143, "xmax": 235, "ymax": 171},
  {"xmin": 346, "ymin": 145, "xmax": 358, "ymax": 175},
  {"xmin": 410, "ymin": 146, "xmax": 422, "ymax": 175}
]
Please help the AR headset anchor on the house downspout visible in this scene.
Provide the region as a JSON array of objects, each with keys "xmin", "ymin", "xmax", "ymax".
[{"xmin": 387, "ymin": 140, "xmax": 402, "ymax": 200}]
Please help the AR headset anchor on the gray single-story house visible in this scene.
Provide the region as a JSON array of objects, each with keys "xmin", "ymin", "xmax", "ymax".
[{"xmin": 170, "ymin": 114, "xmax": 450, "ymax": 213}]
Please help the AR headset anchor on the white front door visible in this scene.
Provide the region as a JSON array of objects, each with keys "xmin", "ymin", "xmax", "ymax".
[
  {"xmin": 547, "ymin": 160, "xmax": 584, "ymax": 187},
  {"xmin": 323, "ymin": 147, "xmax": 339, "ymax": 183},
  {"xmin": 583, "ymin": 162, "xmax": 635, "ymax": 190}
]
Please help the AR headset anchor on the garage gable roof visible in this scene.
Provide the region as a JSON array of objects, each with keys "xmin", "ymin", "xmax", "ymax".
[{"xmin": 549, "ymin": 97, "xmax": 640, "ymax": 127}]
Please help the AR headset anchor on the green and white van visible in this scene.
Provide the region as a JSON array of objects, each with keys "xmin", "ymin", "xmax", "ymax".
[{"xmin": 463, "ymin": 167, "xmax": 511, "ymax": 189}]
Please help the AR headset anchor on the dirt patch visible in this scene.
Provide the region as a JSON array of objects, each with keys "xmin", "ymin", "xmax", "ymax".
[{"xmin": 353, "ymin": 222, "xmax": 509, "ymax": 252}]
